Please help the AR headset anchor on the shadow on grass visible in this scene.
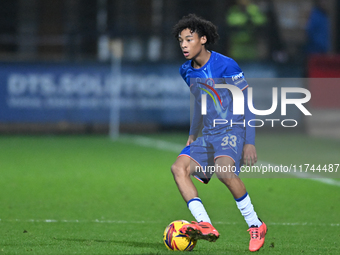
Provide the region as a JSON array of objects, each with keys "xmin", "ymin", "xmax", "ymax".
[{"xmin": 56, "ymin": 238, "xmax": 164, "ymax": 249}]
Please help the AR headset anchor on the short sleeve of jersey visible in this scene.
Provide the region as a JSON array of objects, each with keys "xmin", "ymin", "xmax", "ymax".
[{"xmin": 222, "ymin": 58, "xmax": 248, "ymax": 91}]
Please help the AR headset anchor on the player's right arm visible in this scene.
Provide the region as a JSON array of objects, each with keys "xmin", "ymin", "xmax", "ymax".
[
  {"xmin": 186, "ymin": 134, "xmax": 196, "ymax": 146},
  {"xmin": 179, "ymin": 63, "xmax": 202, "ymax": 146},
  {"xmin": 187, "ymin": 96, "xmax": 202, "ymax": 145}
]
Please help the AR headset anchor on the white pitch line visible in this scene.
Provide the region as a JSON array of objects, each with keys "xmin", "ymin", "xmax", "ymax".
[
  {"xmin": 0, "ymin": 219, "xmax": 152, "ymax": 224},
  {"xmin": 0, "ymin": 219, "xmax": 339, "ymax": 227},
  {"xmin": 216, "ymin": 222, "xmax": 340, "ymax": 227},
  {"xmin": 120, "ymin": 135, "xmax": 183, "ymax": 153},
  {"xmin": 258, "ymin": 160, "xmax": 340, "ymax": 186},
  {"xmin": 122, "ymin": 135, "xmax": 340, "ymax": 187}
]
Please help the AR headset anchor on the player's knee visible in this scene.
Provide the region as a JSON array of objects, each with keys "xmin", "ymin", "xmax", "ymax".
[
  {"xmin": 215, "ymin": 169, "xmax": 237, "ymax": 184},
  {"xmin": 171, "ymin": 163, "xmax": 189, "ymax": 178}
]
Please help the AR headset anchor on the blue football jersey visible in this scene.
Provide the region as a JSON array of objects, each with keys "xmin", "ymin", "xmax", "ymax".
[{"xmin": 179, "ymin": 51, "xmax": 254, "ymax": 144}]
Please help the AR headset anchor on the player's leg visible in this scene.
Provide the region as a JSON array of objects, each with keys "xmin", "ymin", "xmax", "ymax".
[
  {"xmin": 171, "ymin": 153, "xmax": 213, "ymax": 224},
  {"xmin": 171, "ymin": 155, "xmax": 198, "ymax": 202},
  {"xmin": 214, "ymin": 156, "xmax": 247, "ymax": 198},
  {"xmin": 215, "ymin": 156, "xmax": 262, "ymax": 227},
  {"xmin": 214, "ymin": 156, "xmax": 267, "ymax": 251},
  {"xmin": 171, "ymin": 145, "xmax": 219, "ymax": 242}
]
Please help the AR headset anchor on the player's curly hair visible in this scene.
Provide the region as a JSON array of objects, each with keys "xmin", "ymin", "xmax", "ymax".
[{"xmin": 172, "ymin": 14, "xmax": 219, "ymax": 47}]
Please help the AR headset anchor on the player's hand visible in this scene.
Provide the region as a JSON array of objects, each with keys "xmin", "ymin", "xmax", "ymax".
[
  {"xmin": 186, "ymin": 135, "xmax": 196, "ymax": 146},
  {"xmin": 243, "ymin": 144, "xmax": 257, "ymax": 166}
]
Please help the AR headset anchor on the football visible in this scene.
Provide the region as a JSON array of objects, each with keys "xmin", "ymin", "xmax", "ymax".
[{"xmin": 163, "ymin": 220, "xmax": 197, "ymax": 251}]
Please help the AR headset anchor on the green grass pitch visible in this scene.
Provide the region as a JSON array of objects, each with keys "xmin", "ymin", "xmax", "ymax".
[{"xmin": 0, "ymin": 132, "xmax": 339, "ymax": 254}]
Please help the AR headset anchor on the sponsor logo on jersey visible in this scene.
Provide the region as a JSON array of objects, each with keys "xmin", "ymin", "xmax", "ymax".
[{"xmin": 232, "ymin": 72, "xmax": 244, "ymax": 81}]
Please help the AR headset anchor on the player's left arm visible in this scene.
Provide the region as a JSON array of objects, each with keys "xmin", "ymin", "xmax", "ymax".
[
  {"xmin": 223, "ymin": 58, "xmax": 257, "ymax": 166},
  {"xmin": 242, "ymin": 87, "xmax": 257, "ymax": 166}
]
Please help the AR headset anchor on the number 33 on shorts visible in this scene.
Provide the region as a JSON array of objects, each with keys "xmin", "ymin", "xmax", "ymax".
[{"xmin": 221, "ymin": 135, "xmax": 237, "ymax": 147}]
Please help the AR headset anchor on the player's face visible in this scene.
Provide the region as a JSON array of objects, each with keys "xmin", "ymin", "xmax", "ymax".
[{"xmin": 178, "ymin": 28, "xmax": 207, "ymax": 60}]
